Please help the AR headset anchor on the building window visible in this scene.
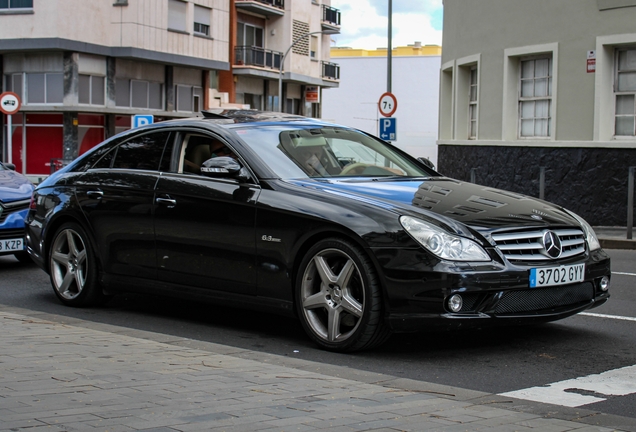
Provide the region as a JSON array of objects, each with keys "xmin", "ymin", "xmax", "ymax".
[
  {"xmin": 519, "ymin": 57, "xmax": 552, "ymax": 137},
  {"xmin": 26, "ymin": 73, "xmax": 63, "ymax": 104},
  {"xmin": 116, "ymin": 79, "xmax": 163, "ymax": 110},
  {"xmin": 237, "ymin": 22, "xmax": 264, "ymax": 48},
  {"xmin": 310, "ymin": 35, "xmax": 318, "ymax": 59},
  {"xmin": 175, "ymin": 85, "xmax": 202, "ymax": 112},
  {"xmin": 614, "ymin": 48, "xmax": 636, "ymax": 136},
  {"xmin": 468, "ymin": 67, "xmax": 478, "ymax": 139},
  {"xmin": 193, "ymin": 5, "xmax": 210, "ymax": 36},
  {"xmin": 0, "ymin": 0, "xmax": 33, "ymax": 10},
  {"xmin": 168, "ymin": 0, "xmax": 187, "ymax": 33},
  {"xmin": 79, "ymin": 75, "xmax": 105, "ymax": 105},
  {"xmin": 4, "ymin": 73, "xmax": 23, "ymax": 100}
]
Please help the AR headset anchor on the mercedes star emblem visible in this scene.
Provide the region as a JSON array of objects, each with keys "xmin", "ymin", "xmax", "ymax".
[{"xmin": 542, "ymin": 230, "xmax": 562, "ymax": 259}]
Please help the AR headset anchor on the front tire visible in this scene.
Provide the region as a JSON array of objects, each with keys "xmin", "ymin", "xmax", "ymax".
[
  {"xmin": 295, "ymin": 238, "xmax": 391, "ymax": 352},
  {"xmin": 49, "ymin": 222, "xmax": 106, "ymax": 307}
]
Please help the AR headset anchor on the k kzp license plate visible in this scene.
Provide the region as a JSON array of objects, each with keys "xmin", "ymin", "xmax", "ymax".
[
  {"xmin": 529, "ymin": 263, "xmax": 585, "ymax": 288},
  {"xmin": 0, "ymin": 238, "xmax": 25, "ymax": 252}
]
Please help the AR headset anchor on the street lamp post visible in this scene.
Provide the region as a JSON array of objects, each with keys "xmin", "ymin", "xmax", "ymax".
[{"xmin": 278, "ymin": 29, "xmax": 339, "ymax": 113}]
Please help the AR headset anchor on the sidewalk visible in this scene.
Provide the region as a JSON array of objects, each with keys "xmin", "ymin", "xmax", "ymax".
[
  {"xmin": 1, "ymin": 307, "xmax": 633, "ymax": 431},
  {"xmin": 595, "ymin": 227, "xmax": 636, "ymax": 250}
]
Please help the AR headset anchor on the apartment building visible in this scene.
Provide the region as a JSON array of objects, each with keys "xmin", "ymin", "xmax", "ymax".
[
  {"xmin": 0, "ymin": 0, "xmax": 340, "ymax": 177},
  {"xmin": 223, "ymin": 0, "xmax": 340, "ymax": 116},
  {"xmin": 440, "ymin": 0, "xmax": 636, "ymax": 226}
]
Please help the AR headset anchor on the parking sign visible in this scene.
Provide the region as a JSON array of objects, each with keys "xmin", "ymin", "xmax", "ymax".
[
  {"xmin": 379, "ymin": 117, "xmax": 397, "ymax": 141},
  {"xmin": 132, "ymin": 115, "xmax": 154, "ymax": 128}
]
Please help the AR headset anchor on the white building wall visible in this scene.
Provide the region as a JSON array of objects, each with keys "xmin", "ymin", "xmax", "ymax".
[
  {"xmin": 0, "ymin": 0, "xmax": 229, "ymax": 62},
  {"xmin": 322, "ymin": 55, "xmax": 441, "ymax": 164}
]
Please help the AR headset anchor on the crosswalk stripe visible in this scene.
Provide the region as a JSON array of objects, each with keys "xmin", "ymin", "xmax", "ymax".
[
  {"xmin": 499, "ymin": 364, "xmax": 636, "ymax": 407},
  {"xmin": 580, "ymin": 312, "xmax": 636, "ymax": 322}
]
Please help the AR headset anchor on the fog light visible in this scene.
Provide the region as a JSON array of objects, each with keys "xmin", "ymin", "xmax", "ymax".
[
  {"xmin": 448, "ymin": 294, "xmax": 463, "ymax": 312},
  {"xmin": 599, "ymin": 276, "xmax": 610, "ymax": 291}
]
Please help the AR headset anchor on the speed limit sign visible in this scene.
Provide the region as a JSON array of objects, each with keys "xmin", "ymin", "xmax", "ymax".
[{"xmin": 378, "ymin": 92, "xmax": 397, "ymax": 117}]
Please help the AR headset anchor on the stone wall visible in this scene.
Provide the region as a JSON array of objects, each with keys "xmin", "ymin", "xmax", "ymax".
[{"xmin": 437, "ymin": 145, "xmax": 636, "ymax": 227}]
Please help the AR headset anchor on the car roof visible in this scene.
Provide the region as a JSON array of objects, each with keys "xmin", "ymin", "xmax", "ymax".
[
  {"xmin": 200, "ymin": 109, "xmax": 306, "ymax": 124},
  {"xmin": 136, "ymin": 109, "xmax": 341, "ymax": 134}
]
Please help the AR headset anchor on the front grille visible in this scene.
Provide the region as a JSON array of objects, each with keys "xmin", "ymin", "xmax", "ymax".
[
  {"xmin": 494, "ymin": 282, "xmax": 594, "ymax": 314},
  {"xmin": 492, "ymin": 228, "xmax": 585, "ymax": 262},
  {"xmin": 0, "ymin": 228, "xmax": 25, "ymax": 240},
  {"xmin": 0, "ymin": 199, "xmax": 30, "ymax": 224}
]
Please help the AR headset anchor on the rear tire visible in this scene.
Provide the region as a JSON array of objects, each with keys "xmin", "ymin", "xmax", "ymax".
[
  {"xmin": 295, "ymin": 238, "xmax": 392, "ymax": 352},
  {"xmin": 48, "ymin": 222, "xmax": 107, "ymax": 307}
]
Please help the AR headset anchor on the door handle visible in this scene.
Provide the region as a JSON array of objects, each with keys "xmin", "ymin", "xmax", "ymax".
[
  {"xmin": 86, "ymin": 190, "xmax": 103, "ymax": 199},
  {"xmin": 156, "ymin": 196, "xmax": 177, "ymax": 208}
]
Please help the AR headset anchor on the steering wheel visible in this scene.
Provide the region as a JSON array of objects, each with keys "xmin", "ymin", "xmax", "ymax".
[{"xmin": 340, "ymin": 162, "xmax": 370, "ymax": 175}]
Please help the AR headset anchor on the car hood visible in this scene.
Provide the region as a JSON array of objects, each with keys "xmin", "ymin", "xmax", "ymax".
[
  {"xmin": 288, "ymin": 177, "xmax": 579, "ymax": 232},
  {"xmin": 0, "ymin": 170, "xmax": 34, "ymax": 203}
]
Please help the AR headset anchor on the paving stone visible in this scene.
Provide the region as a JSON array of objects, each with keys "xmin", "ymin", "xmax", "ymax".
[{"xmin": 0, "ymin": 310, "xmax": 629, "ymax": 432}]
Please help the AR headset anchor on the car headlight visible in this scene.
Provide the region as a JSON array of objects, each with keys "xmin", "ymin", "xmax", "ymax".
[
  {"xmin": 565, "ymin": 210, "xmax": 601, "ymax": 251},
  {"xmin": 400, "ymin": 216, "xmax": 491, "ymax": 262}
]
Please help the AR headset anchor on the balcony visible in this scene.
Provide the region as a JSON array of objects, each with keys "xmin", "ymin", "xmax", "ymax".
[
  {"xmin": 321, "ymin": 5, "xmax": 341, "ymax": 31},
  {"xmin": 235, "ymin": 0, "xmax": 284, "ymax": 17},
  {"xmin": 322, "ymin": 61, "xmax": 340, "ymax": 81},
  {"xmin": 235, "ymin": 46, "xmax": 282, "ymax": 70}
]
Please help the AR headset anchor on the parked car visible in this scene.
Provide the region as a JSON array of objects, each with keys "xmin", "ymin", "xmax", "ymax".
[
  {"xmin": 25, "ymin": 110, "xmax": 611, "ymax": 352},
  {"xmin": 0, "ymin": 162, "xmax": 34, "ymax": 263}
]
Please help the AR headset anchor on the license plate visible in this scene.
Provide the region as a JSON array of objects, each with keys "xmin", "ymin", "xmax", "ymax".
[
  {"xmin": 0, "ymin": 238, "xmax": 25, "ymax": 252},
  {"xmin": 529, "ymin": 263, "xmax": 585, "ymax": 288}
]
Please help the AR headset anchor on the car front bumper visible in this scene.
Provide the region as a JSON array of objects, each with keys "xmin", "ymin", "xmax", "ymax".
[{"xmin": 372, "ymin": 247, "xmax": 612, "ymax": 333}]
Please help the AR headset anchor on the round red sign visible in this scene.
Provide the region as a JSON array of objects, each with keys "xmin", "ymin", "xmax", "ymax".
[{"xmin": 0, "ymin": 92, "xmax": 21, "ymax": 115}]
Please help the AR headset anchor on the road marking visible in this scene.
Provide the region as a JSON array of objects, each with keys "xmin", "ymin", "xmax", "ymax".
[
  {"xmin": 499, "ymin": 364, "xmax": 636, "ymax": 407},
  {"xmin": 580, "ymin": 312, "xmax": 636, "ymax": 322},
  {"xmin": 613, "ymin": 271, "xmax": 636, "ymax": 276}
]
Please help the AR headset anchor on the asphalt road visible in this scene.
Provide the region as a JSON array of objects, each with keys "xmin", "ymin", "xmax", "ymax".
[{"xmin": 1, "ymin": 249, "xmax": 635, "ymax": 422}]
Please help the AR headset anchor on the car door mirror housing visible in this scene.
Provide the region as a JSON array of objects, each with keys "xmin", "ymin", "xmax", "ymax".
[{"xmin": 200, "ymin": 157, "xmax": 242, "ymax": 178}]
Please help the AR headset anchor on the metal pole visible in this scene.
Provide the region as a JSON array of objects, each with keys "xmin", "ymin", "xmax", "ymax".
[
  {"xmin": 7, "ymin": 114, "xmax": 12, "ymax": 164},
  {"xmin": 539, "ymin": 166, "xmax": 545, "ymax": 200},
  {"xmin": 628, "ymin": 166, "xmax": 634, "ymax": 240},
  {"xmin": 278, "ymin": 63, "xmax": 283, "ymax": 112},
  {"xmin": 387, "ymin": 0, "xmax": 392, "ymax": 93}
]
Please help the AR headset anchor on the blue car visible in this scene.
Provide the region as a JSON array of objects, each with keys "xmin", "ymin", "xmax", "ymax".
[{"xmin": 0, "ymin": 162, "xmax": 34, "ymax": 263}]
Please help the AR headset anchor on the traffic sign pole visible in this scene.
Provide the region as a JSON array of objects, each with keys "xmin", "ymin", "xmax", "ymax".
[
  {"xmin": 1, "ymin": 92, "xmax": 22, "ymax": 164},
  {"xmin": 7, "ymin": 114, "xmax": 11, "ymax": 164}
]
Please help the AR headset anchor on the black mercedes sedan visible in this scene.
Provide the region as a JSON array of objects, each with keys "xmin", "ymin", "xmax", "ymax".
[{"xmin": 25, "ymin": 110, "xmax": 611, "ymax": 352}]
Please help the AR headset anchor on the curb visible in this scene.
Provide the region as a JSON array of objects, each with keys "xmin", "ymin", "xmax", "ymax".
[{"xmin": 599, "ymin": 238, "xmax": 636, "ymax": 250}]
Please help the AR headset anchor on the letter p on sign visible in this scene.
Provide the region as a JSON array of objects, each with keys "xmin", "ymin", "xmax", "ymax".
[{"xmin": 133, "ymin": 115, "xmax": 154, "ymax": 128}]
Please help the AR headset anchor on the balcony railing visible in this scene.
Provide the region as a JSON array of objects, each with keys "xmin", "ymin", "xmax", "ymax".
[
  {"xmin": 322, "ymin": 61, "xmax": 340, "ymax": 80},
  {"xmin": 235, "ymin": 0, "xmax": 284, "ymax": 17},
  {"xmin": 322, "ymin": 5, "xmax": 341, "ymax": 28},
  {"xmin": 235, "ymin": 46, "xmax": 282, "ymax": 70}
]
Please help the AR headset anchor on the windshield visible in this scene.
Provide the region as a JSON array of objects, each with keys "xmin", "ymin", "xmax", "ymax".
[{"xmin": 236, "ymin": 126, "xmax": 435, "ymax": 180}]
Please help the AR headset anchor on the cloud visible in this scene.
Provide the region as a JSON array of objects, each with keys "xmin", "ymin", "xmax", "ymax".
[{"xmin": 331, "ymin": 0, "xmax": 443, "ymax": 50}]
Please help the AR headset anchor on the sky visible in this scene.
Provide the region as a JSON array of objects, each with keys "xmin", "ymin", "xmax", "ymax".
[{"xmin": 330, "ymin": 0, "xmax": 443, "ymax": 50}]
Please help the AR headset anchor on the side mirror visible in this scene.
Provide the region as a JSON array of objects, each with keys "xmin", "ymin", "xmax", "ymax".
[
  {"xmin": 200, "ymin": 156, "xmax": 243, "ymax": 178},
  {"xmin": 417, "ymin": 157, "xmax": 436, "ymax": 170},
  {"xmin": 3, "ymin": 163, "xmax": 16, "ymax": 171}
]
